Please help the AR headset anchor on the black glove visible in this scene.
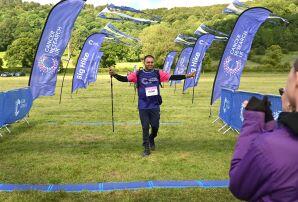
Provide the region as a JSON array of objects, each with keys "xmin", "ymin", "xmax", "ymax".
[
  {"xmin": 263, "ymin": 96, "xmax": 274, "ymax": 122},
  {"xmin": 245, "ymin": 96, "xmax": 266, "ymax": 112},
  {"xmin": 245, "ymin": 96, "xmax": 273, "ymax": 122}
]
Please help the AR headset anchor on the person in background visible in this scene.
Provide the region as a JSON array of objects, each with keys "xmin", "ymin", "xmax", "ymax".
[
  {"xmin": 109, "ymin": 55, "xmax": 195, "ymax": 157},
  {"xmin": 229, "ymin": 59, "xmax": 298, "ymax": 201}
]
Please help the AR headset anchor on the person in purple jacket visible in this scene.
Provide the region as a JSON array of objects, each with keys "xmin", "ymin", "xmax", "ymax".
[
  {"xmin": 109, "ymin": 55, "xmax": 195, "ymax": 157},
  {"xmin": 229, "ymin": 59, "xmax": 298, "ymax": 201}
]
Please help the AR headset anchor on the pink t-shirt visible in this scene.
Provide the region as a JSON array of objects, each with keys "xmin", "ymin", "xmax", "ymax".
[{"xmin": 127, "ymin": 70, "xmax": 170, "ymax": 83}]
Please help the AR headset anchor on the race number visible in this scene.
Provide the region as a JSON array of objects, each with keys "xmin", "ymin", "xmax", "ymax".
[{"xmin": 145, "ymin": 86, "xmax": 158, "ymax": 97}]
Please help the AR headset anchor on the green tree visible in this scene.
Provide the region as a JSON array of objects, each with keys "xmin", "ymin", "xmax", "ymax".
[
  {"xmin": 261, "ymin": 44, "xmax": 291, "ymax": 71},
  {"xmin": 202, "ymin": 53, "xmax": 212, "ymax": 72},
  {"xmin": 139, "ymin": 23, "xmax": 179, "ymax": 67},
  {"xmin": 263, "ymin": 45, "xmax": 283, "ymax": 67},
  {"xmin": 0, "ymin": 58, "xmax": 3, "ymax": 70},
  {"xmin": 5, "ymin": 36, "xmax": 37, "ymax": 68},
  {"xmin": 0, "ymin": 17, "xmax": 18, "ymax": 51}
]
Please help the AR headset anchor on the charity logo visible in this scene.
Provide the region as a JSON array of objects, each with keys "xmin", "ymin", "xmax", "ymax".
[
  {"xmin": 223, "ymin": 56, "xmax": 242, "ymax": 76},
  {"xmin": 15, "ymin": 99, "xmax": 21, "ymax": 117},
  {"xmin": 273, "ymin": 111, "xmax": 282, "ymax": 120},
  {"xmin": 223, "ymin": 97, "xmax": 230, "ymax": 113},
  {"xmin": 38, "ymin": 54, "xmax": 59, "ymax": 74},
  {"xmin": 141, "ymin": 77, "xmax": 158, "ymax": 85},
  {"xmin": 14, "ymin": 99, "xmax": 27, "ymax": 117},
  {"xmin": 179, "ymin": 57, "xmax": 185, "ymax": 66},
  {"xmin": 177, "ymin": 68, "xmax": 185, "ymax": 74},
  {"xmin": 240, "ymin": 103, "xmax": 245, "ymax": 122}
]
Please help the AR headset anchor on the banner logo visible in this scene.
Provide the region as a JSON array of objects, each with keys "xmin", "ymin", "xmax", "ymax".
[
  {"xmin": 273, "ymin": 111, "xmax": 282, "ymax": 120},
  {"xmin": 15, "ymin": 99, "xmax": 27, "ymax": 117},
  {"xmin": 88, "ymin": 39, "xmax": 101, "ymax": 47},
  {"xmin": 240, "ymin": 103, "xmax": 245, "ymax": 122},
  {"xmin": 38, "ymin": 54, "xmax": 59, "ymax": 74},
  {"xmin": 223, "ymin": 56, "xmax": 242, "ymax": 76},
  {"xmin": 223, "ymin": 97, "xmax": 230, "ymax": 113}
]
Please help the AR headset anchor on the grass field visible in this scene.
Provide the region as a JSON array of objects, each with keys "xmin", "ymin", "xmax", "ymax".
[{"xmin": 0, "ymin": 72, "xmax": 288, "ymax": 201}]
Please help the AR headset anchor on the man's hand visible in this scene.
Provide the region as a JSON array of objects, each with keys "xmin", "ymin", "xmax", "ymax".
[
  {"xmin": 109, "ymin": 68, "xmax": 116, "ymax": 76},
  {"xmin": 186, "ymin": 71, "xmax": 196, "ymax": 78}
]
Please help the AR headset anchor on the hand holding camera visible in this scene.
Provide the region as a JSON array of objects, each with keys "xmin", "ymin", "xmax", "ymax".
[{"xmin": 244, "ymin": 96, "xmax": 274, "ymax": 122}]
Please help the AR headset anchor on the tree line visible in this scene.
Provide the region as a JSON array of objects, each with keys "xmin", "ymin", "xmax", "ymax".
[{"xmin": 0, "ymin": 0, "xmax": 297, "ymax": 71}]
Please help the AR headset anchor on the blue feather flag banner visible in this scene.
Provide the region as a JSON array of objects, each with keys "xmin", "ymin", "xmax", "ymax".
[
  {"xmin": 163, "ymin": 51, "xmax": 177, "ymax": 74},
  {"xmin": 223, "ymin": 1, "xmax": 246, "ymax": 15},
  {"xmin": 100, "ymin": 23, "xmax": 139, "ymax": 43},
  {"xmin": 72, "ymin": 33, "xmax": 105, "ymax": 93},
  {"xmin": 103, "ymin": 34, "xmax": 135, "ymax": 46},
  {"xmin": 232, "ymin": 0, "xmax": 249, "ymax": 8},
  {"xmin": 183, "ymin": 34, "xmax": 215, "ymax": 92},
  {"xmin": 211, "ymin": 7, "xmax": 271, "ymax": 105},
  {"xmin": 170, "ymin": 47, "xmax": 193, "ymax": 86},
  {"xmin": 107, "ymin": 3, "xmax": 144, "ymax": 14},
  {"xmin": 194, "ymin": 24, "xmax": 228, "ymax": 41},
  {"xmin": 223, "ymin": 1, "xmax": 289, "ymax": 25},
  {"xmin": 29, "ymin": 0, "xmax": 86, "ymax": 100},
  {"xmin": 174, "ymin": 34, "xmax": 197, "ymax": 46},
  {"xmin": 98, "ymin": 5, "xmax": 160, "ymax": 25},
  {"xmin": 87, "ymin": 51, "xmax": 103, "ymax": 84}
]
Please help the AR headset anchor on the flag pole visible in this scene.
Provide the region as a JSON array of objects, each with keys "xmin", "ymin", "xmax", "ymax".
[
  {"xmin": 68, "ymin": 43, "xmax": 73, "ymax": 100},
  {"xmin": 192, "ymin": 85, "xmax": 195, "ymax": 104},
  {"xmin": 110, "ymin": 75, "xmax": 115, "ymax": 132},
  {"xmin": 209, "ymin": 105, "xmax": 212, "ymax": 118},
  {"xmin": 191, "ymin": 78, "xmax": 195, "ymax": 104},
  {"xmin": 59, "ymin": 44, "xmax": 71, "ymax": 104}
]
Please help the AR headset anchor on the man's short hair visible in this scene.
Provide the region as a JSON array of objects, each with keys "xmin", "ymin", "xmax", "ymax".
[{"xmin": 144, "ymin": 55, "xmax": 154, "ymax": 61}]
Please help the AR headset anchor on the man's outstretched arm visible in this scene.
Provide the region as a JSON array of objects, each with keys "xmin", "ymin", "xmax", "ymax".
[
  {"xmin": 159, "ymin": 70, "xmax": 196, "ymax": 82},
  {"xmin": 113, "ymin": 74, "xmax": 129, "ymax": 82},
  {"xmin": 109, "ymin": 68, "xmax": 131, "ymax": 82}
]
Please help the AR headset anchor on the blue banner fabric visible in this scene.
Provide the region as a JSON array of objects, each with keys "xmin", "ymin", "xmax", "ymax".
[
  {"xmin": 29, "ymin": 0, "xmax": 86, "ymax": 100},
  {"xmin": 2, "ymin": 88, "xmax": 33, "ymax": 125},
  {"xmin": 101, "ymin": 23, "xmax": 139, "ymax": 42},
  {"xmin": 107, "ymin": 4, "xmax": 144, "ymax": 13},
  {"xmin": 174, "ymin": 34, "xmax": 197, "ymax": 46},
  {"xmin": 267, "ymin": 95, "xmax": 283, "ymax": 120},
  {"xmin": 72, "ymin": 33, "xmax": 105, "ymax": 92},
  {"xmin": 211, "ymin": 7, "xmax": 271, "ymax": 104},
  {"xmin": 87, "ymin": 51, "xmax": 104, "ymax": 84},
  {"xmin": 230, "ymin": 91, "xmax": 262, "ymax": 130},
  {"xmin": 219, "ymin": 88, "xmax": 234, "ymax": 126},
  {"xmin": 98, "ymin": 7, "xmax": 159, "ymax": 25},
  {"xmin": 183, "ymin": 34, "xmax": 215, "ymax": 92},
  {"xmin": 170, "ymin": 47, "xmax": 193, "ymax": 86},
  {"xmin": 219, "ymin": 89, "xmax": 282, "ymax": 131},
  {"xmin": 163, "ymin": 51, "xmax": 177, "ymax": 74},
  {"xmin": 0, "ymin": 92, "xmax": 4, "ymax": 127}
]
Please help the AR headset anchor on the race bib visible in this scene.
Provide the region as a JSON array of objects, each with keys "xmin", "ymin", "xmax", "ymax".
[{"xmin": 145, "ymin": 86, "xmax": 158, "ymax": 97}]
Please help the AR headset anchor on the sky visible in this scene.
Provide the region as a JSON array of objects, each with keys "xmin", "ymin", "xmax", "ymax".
[{"xmin": 22, "ymin": 0, "xmax": 235, "ymax": 9}]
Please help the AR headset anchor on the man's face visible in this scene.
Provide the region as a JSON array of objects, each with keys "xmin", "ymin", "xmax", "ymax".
[
  {"xmin": 282, "ymin": 68, "xmax": 297, "ymax": 111},
  {"xmin": 144, "ymin": 57, "xmax": 154, "ymax": 70}
]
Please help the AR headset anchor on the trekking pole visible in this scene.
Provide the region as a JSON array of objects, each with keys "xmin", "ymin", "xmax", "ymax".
[
  {"xmin": 174, "ymin": 82, "xmax": 177, "ymax": 94},
  {"xmin": 110, "ymin": 75, "xmax": 115, "ymax": 132},
  {"xmin": 133, "ymin": 83, "xmax": 137, "ymax": 102}
]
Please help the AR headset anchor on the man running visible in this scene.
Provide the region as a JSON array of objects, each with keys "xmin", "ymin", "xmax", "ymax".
[{"xmin": 109, "ymin": 55, "xmax": 195, "ymax": 157}]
